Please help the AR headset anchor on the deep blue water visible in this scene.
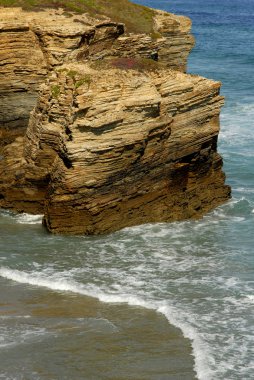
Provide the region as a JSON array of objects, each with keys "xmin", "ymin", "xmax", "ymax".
[{"xmin": 0, "ymin": 1, "xmax": 254, "ymax": 379}]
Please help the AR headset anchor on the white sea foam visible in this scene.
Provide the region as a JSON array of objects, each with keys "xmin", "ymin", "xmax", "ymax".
[
  {"xmin": 14, "ymin": 213, "xmax": 43, "ymax": 225},
  {"xmin": 0, "ymin": 207, "xmax": 253, "ymax": 380},
  {"xmin": 224, "ymin": 295, "xmax": 254, "ymax": 307},
  {"xmin": 0, "ymin": 316, "xmax": 31, "ymax": 320},
  {"xmin": 0, "ymin": 267, "xmax": 86, "ymax": 295},
  {"xmin": 232, "ymin": 102, "xmax": 254, "ymax": 114},
  {"xmin": 0, "ymin": 323, "xmax": 49, "ymax": 350},
  {"xmin": 245, "ymin": 295, "xmax": 254, "ymax": 303},
  {"xmin": 234, "ymin": 187, "xmax": 254, "ymax": 194},
  {"xmin": 0, "ymin": 210, "xmax": 43, "ymax": 225},
  {"xmin": 158, "ymin": 304, "xmax": 214, "ymax": 380},
  {"xmin": 1, "ymin": 262, "xmax": 253, "ymax": 380},
  {"xmin": 0, "ymin": 266, "xmax": 216, "ymax": 380}
]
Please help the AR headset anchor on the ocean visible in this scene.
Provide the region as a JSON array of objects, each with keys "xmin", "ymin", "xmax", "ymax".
[{"xmin": 0, "ymin": 0, "xmax": 253, "ymax": 379}]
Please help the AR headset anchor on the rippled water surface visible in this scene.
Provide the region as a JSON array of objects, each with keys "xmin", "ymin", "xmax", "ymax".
[{"xmin": 1, "ymin": 1, "xmax": 254, "ymax": 379}]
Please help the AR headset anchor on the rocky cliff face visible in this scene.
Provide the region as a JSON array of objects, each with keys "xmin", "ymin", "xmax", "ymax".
[
  {"xmin": 0, "ymin": 8, "xmax": 122, "ymax": 149},
  {"xmin": 0, "ymin": 4, "xmax": 230, "ymax": 234},
  {"xmin": 0, "ymin": 7, "xmax": 194, "ymax": 150}
]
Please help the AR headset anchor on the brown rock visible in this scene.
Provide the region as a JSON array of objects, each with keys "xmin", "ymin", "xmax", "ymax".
[
  {"xmin": 0, "ymin": 64, "xmax": 230, "ymax": 233},
  {"xmin": 0, "ymin": 6, "xmax": 194, "ymax": 150},
  {"xmin": 0, "ymin": 5, "xmax": 230, "ymax": 234}
]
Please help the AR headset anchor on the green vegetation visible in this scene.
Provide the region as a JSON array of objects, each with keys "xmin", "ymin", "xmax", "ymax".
[
  {"xmin": 0, "ymin": 0, "xmax": 155, "ymax": 34},
  {"xmin": 65, "ymin": 70, "xmax": 91, "ymax": 88},
  {"xmin": 51, "ymin": 84, "xmax": 61, "ymax": 98},
  {"xmin": 75, "ymin": 74, "xmax": 91, "ymax": 88},
  {"xmin": 66, "ymin": 70, "xmax": 78, "ymax": 80}
]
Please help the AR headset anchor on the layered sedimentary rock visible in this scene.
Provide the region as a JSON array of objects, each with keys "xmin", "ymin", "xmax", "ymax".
[
  {"xmin": 0, "ymin": 63, "xmax": 230, "ymax": 233},
  {"xmin": 0, "ymin": 8, "xmax": 123, "ymax": 149},
  {"xmin": 0, "ymin": 7, "xmax": 194, "ymax": 150},
  {"xmin": 108, "ymin": 10, "xmax": 194, "ymax": 72},
  {"xmin": 0, "ymin": 21, "xmax": 47, "ymax": 148},
  {"xmin": 0, "ymin": 4, "xmax": 230, "ymax": 234}
]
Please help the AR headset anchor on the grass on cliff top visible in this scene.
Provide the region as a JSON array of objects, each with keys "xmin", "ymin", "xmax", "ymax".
[{"xmin": 0, "ymin": 0, "xmax": 155, "ymax": 34}]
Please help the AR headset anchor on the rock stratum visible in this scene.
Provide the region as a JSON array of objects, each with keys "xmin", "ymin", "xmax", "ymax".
[{"xmin": 0, "ymin": 3, "xmax": 230, "ymax": 234}]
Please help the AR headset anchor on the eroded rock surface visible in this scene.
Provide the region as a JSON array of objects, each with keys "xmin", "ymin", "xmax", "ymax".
[
  {"xmin": 0, "ymin": 8, "xmax": 123, "ymax": 148},
  {"xmin": 0, "ymin": 7, "xmax": 194, "ymax": 150},
  {"xmin": 0, "ymin": 63, "xmax": 230, "ymax": 233},
  {"xmin": 0, "ymin": 4, "xmax": 230, "ymax": 234}
]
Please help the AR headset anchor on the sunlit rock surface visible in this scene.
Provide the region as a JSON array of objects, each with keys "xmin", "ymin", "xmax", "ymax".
[{"xmin": 0, "ymin": 5, "xmax": 230, "ymax": 234}]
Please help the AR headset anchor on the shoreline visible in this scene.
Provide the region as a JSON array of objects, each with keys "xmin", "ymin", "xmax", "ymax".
[{"xmin": 0, "ymin": 276, "xmax": 197, "ymax": 379}]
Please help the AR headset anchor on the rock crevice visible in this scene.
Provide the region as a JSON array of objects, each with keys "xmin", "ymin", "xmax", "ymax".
[{"xmin": 0, "ymin": 4, "xmax": 230, "ymax": 234}]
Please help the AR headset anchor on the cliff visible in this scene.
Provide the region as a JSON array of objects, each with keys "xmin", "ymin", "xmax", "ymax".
[
  {"xmin": 0, "ymin": 3, "xmax": 230, "ymax": 234},
  {"xmin": 0, "ymin": 5, "xmax": 194, "ymax": 149}
]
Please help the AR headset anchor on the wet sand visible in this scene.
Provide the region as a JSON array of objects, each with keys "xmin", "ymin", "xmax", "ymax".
[{"xmin": 0, "ymin": 278, "xmax": 197, "ymax": 379}]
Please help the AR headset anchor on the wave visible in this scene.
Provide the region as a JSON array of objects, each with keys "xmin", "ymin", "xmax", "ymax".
[
  {"xmin": 234, "ymin": 187, "xmax": 254, "ymax": 194},
  {"xmin": 0, "ymin": 266, "xmax": 212, "ymax": 380},
  {"xmin": 0, "ymin": 210, "xmax": 43, "ymax": 225},
  {"xmin": 245, "ymin": 295, "xmax": 254, "ymax": 303},
  {"xmin": 219, "ymin": 101, "xmax": 254, "ymax": 148},
  {"xmin": 14, "ymin": 213, "xmax": 43, "ymax": 225},
  {"xmin": 0, "ymin": 268, "xmax": 86, "ymax": 295},
  {"xmin": 221, "ymin": 101, "xmax": 254, "ymax": 115},
  {"xmin": 211, "ymin": 196, "xmax": 253, "ymax": 221}
]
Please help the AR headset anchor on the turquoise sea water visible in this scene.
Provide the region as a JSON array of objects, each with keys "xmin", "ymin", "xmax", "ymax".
[{"xmin": 0, "ymin": 1, "xmax": 254, "ymax": 379}]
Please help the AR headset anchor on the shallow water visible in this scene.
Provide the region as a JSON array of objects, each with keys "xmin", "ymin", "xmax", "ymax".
[
  {"xmin": 0, "ymin": 275, "xmax": 195, "ymax": 380},
  {"xmin": 1, "ymin": 0, "xmax": 254, "ymax": 379}
]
